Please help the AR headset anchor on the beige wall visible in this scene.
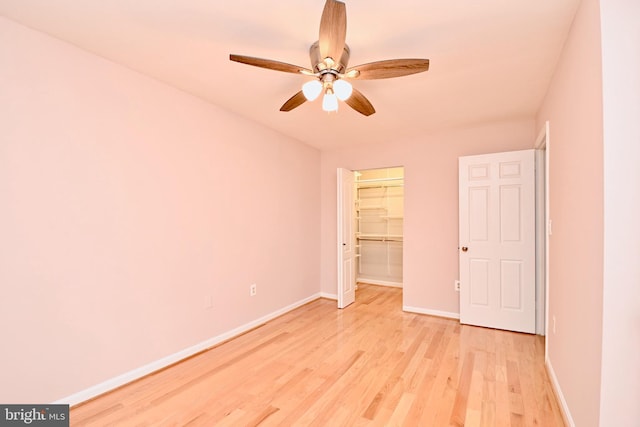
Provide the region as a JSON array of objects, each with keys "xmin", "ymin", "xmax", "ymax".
[
  {"xmin": 0, "ymin": 17, "xmax": 321, "ymax": 403},
  {"xmin": 537, "ymin": 0, "xmax": 640, "ymax": 424},
  {"xmin": 599, "ymin": 0, "xmax": 640, "ymax": 424},
  {"xmin": 538, "ymin": 0, "xmax": 638, "ymax": 426},
  {"xmin": 536, "ymin": 0, "xmax": 605, "ymax": 424},
  {"xmin": 320, "ymin": 120, "xmax": 535, "ymax": 315}
]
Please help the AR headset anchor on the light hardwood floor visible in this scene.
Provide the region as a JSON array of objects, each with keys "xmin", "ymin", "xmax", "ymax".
[{"xmin": 71, "ymin": 284, "xmax": 565, "ymax": 426}]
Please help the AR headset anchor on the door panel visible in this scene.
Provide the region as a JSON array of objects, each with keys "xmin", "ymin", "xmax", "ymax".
[
  {"xmin": 337, "ymin": 168, "xmax": 355, "ymax": 309},
  {"xmin": 500, "ymin": 260, "xmax": 523, "ymax": 309},
  {"xmin": 500, "ymin": 186, "xmax": 522, "ymax": 241},
  {"xmin": 469, "ymin": 187, "xmax": 489, "ymax": 241},
  {"xmin": 459, "ymin": 150, "xmax": 535, "ymax": 333},
  {"xmin": 470, "ymin": 259, "xmax": 490, "ymax": 306}
]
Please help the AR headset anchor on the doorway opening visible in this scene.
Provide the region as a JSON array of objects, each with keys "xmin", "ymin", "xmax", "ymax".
[{"xmin": 354, "ymin": 166, "xmax": 404, "ymax": 297}]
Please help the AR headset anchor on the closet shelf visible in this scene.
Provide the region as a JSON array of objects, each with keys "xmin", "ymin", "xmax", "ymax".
[
  {"xmin": 357, "ymin": 183, "xmax": 404, "ymax": 189},
  {"xmin": 356, "ymin": 206, "xmax": 386, "ymax": 210},
  {"xmin": 357, "ymin": 216, "xmax": 391, "ymax": 222},
  {"xmin": 356, "ymin": 177, "xmax": 403, "ymax": 183},
  {"xmin": 356, "ymin": 216, "xmax": 383, "ymax": 220},
  {"xmin": 357, "ymin": 234, "xmax": 404, "ymax": 242}
]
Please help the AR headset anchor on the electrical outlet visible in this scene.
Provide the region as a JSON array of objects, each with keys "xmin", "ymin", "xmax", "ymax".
[
  {"xmin": 250, "ymin": 284, "xmax": 257, "ymax": 296},
  {"xmin": 454, "ymin": 280, "xmax": 460, "ymax": 291}
]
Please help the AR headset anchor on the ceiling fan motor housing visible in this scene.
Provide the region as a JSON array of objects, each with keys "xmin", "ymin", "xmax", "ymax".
[{"xmin": 310, "ymin": 40, "xmax": 350, "ymax": 74}]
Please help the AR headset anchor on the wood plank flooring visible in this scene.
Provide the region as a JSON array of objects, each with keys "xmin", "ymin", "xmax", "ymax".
[{"xmin": 70, "ymin": 284, "xmax": 565, "ymax": 426}]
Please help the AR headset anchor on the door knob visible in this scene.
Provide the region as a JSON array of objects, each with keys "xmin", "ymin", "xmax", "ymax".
[{"xmin": 461, "ymin": 247, "xmax": 468, "ymax": 252}]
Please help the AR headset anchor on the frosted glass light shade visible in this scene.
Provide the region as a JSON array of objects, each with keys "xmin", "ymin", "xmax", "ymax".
[
  {"xmin": 302, "ymin": 80, "xmax": 323, "ymax": 101},
  {"xmin": 333, "ymin": 80, "xmax": 353, "ymax": 101},
  {"xmin": 322, "ymin": 93, "xmax": 339, "ymax": 112}
]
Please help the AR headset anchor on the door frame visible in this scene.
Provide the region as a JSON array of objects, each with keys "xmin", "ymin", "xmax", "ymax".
[
  {"xmin": 534, "ymin": 121, "xmax": 550, "ymax": 341},
  {"xmin": 336, "ymin": 165, "xmax": 406, "ymax": 308}
]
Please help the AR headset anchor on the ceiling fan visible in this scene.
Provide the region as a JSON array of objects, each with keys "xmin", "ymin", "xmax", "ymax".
[{"xmin": 229, "ymin": 0, "xmax": 429, "ymax": 116}]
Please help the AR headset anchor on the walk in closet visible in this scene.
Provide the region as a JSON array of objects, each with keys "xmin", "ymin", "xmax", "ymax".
[{"xmin": 355, "ymin": 167, "xmax": 404, "ymax": 287}]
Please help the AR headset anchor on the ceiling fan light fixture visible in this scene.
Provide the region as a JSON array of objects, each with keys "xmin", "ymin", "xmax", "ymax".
[
  {"xmin": 302, "ymin": 80, "xmax": 323, "ymax": 101},
  {"xmin": 229, "ymin": 0, "xmax": 429, "ymax": 116},
  {"xmin": 322, "ymin": 92, "xmax": 339, "ymax": 112},
  {"xmin": 333, "ymin": 79, "xmax": 353, "ymax": 101}
]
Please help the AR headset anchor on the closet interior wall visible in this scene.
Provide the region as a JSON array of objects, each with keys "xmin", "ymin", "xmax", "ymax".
[{"xmin": 355, "ymin": 167, "xmax": 404, "ymax": 287}]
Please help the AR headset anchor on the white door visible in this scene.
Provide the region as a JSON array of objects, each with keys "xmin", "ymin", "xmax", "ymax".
[
  {"xmin": 337, "ymin": 168, "xmax": 356, "ymax": 308},
  {"xmin": 459, "ymin": 150, "xmax": 535, "ymax": 333}
]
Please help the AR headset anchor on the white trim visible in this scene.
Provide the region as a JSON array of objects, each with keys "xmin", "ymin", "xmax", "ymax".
[
  {"xmin": 357, "ymin": 278, "xmax": 403, "ymax": 288},
  {"xmin": 535, "ymin": 121, "xmax": 551, "ymax": 339},
  {"xmin": 403, "ymin": 306, "xmax": 460, "ymax": 320},
  {"xmin": 535, "ymin": 149, "xmax": 546, "ymax": 335},
  {"xmin": 54, "ymin": 293, "xmax": 322, "ymax": 406},
  {"xmin": 534, "ymin": 123, "xmax": 547, "ymax": 149},
  {"xmin": 545, "ymin": 358, "xmax": 575, "ymax": 427},
  {"xmin": 320, "ymin": 292, "xmax": 338, "ymax": 300},
  {"xmin": 541, "ymin": 121, "xmax": 551, "ymax": 359}
]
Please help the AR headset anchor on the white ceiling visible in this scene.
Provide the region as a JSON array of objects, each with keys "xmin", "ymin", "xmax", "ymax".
[{"xmin": 0, "ymin": 0, "xmax": 580, "ymax": 150}]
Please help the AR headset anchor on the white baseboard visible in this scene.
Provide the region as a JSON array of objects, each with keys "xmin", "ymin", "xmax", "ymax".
[
  {"xmin": 545, "ymin": 358, "xmax": 575, "ymax": 427},
  {"xmin": 357, "ymin": 278, "xmax": 403, "ymax": 288},
  {"xmin": 54, "ymin": 293, "xmax": 322, "ymax": 406},
  {"xmin": 320, "ymin": 292, "xmax": 337, "ymax": 300},
  {"xmin": 403, "ymin": 306, "xmax": 460, "ymax": 320}
]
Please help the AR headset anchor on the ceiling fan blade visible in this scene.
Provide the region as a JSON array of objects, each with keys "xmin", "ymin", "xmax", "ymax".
[
  {"xmin": 230, "ymin": 54, "xmax": 312, "ymax": 75},
  {"xmin": 318, "ymin": 0, "xmax": 347, "ymax": 64},
  {"xmin": 280, "ymin": 91, "xmax": 307, "ymax": 112},
  {"xmin": 346, "ymin": 59, "xmax": 430, "ymax": 80},
  {"xmin": 345, "ymin": 88, "xmax": 375, "ymax": 116}
]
